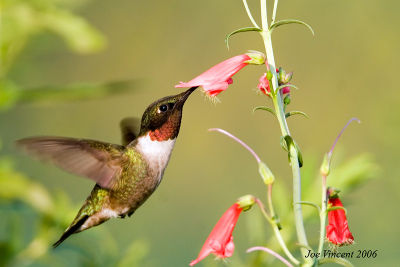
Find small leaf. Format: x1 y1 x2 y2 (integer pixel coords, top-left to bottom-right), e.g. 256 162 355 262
253 106 276 117
225 27 261 49
284 135 303 167
294 201 321 213
280 136 288 152
276 84 299 92
269 19 314 36
286 111 309 119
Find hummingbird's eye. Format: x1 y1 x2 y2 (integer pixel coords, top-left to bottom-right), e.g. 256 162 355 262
158 104 168 113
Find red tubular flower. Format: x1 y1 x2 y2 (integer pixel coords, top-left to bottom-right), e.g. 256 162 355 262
190 203 243 266
176 52 264 97
326 190 354 246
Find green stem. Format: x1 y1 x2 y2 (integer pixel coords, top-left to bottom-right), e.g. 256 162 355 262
317 175 327 256
259 3 310 264
267 184 275 217
255 199 300 265
242 0 260 28
272 0 279 24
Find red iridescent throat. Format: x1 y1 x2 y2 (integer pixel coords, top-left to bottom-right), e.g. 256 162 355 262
148 117 180 141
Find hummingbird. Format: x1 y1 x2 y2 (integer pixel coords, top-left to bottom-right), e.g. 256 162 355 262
17 87 197 247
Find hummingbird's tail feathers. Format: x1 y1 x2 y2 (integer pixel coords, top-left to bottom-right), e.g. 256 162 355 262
53 215 89 248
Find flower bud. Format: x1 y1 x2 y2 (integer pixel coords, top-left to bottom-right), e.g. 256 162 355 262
258 162 275 185
320 154 330 176
236 195 256 211
277 67 286 84
266 70 273 80
283 94 291 105
245 51 265 65
284 72 293 83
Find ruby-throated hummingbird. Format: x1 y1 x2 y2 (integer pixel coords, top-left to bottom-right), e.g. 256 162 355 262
17 87 197 247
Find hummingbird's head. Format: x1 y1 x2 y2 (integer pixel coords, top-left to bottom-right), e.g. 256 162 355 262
138 87 197 141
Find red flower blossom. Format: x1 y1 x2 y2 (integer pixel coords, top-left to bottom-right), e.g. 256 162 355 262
190 203 243 266
258 73 271 95
326 190 354 246
257 73 290 95
176 52 264 97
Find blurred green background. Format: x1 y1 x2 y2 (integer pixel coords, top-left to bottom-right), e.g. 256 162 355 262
0 0 398 266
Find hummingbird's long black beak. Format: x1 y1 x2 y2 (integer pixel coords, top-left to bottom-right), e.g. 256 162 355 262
176 86 198 108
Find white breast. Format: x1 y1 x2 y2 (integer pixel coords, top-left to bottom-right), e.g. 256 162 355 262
135 134 176 183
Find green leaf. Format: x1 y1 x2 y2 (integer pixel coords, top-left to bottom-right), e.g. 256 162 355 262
328 154 380 193
284 135 303 167
285 110 309 119
225 27 261 49
269 19 315 36
253 106 276 117
280 136 288 152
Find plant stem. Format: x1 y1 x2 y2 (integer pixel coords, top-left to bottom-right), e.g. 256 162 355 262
317 175 327 257
272 0 279 24
267 184 275 217
242 0 260 28
259 1 311 264
255 199 300 265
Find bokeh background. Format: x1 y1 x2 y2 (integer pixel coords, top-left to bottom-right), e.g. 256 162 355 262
1 0 399 266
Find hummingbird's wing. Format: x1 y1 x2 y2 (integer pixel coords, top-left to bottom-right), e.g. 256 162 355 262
120 117 140 146
17 137 124 189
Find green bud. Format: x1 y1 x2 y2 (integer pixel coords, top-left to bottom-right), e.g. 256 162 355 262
246 51 265 65
278 68 286 84
266 70 273 80
237 195 256 211
283 94 291 105
258 162 275 185
320 154 330 176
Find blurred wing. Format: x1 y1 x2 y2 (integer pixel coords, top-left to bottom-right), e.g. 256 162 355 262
17 137 124 189
120 117 140 146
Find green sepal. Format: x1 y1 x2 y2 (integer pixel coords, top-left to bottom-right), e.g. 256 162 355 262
326 206 347 215
285 110 309 119
269 19 315 36
225 27 262 49
283 135 303 167
237 195 256 211
253 106 276 117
